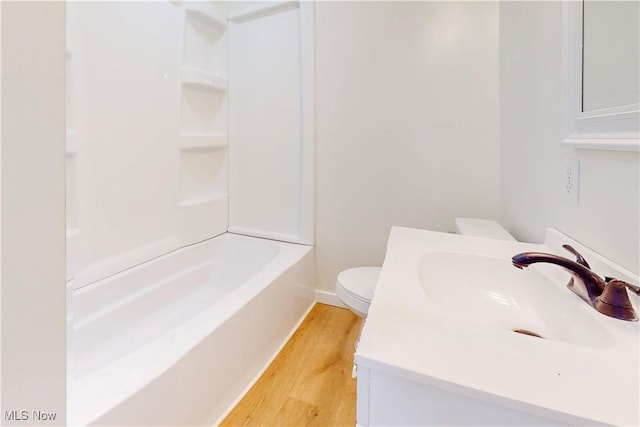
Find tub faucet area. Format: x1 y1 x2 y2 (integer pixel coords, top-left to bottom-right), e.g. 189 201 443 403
512 245 640 321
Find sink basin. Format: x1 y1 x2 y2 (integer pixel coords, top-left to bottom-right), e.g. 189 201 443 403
418 251 614 348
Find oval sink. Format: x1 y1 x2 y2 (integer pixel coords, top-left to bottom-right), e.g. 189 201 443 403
418 252 614 348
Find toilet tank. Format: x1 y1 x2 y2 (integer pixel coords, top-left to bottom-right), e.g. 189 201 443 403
454 218 516 241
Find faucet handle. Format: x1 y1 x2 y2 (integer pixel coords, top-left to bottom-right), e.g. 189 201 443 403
562 245 594 300
604 276 640 295
562 245 591 269
595 279 639 322
620 280 640 296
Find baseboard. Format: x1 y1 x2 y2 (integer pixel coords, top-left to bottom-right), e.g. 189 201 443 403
315 290 346 308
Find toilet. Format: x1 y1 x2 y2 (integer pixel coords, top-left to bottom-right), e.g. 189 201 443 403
335 218 516 318
335 266 381 318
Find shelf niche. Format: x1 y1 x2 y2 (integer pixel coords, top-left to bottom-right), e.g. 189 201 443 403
183 6 227 78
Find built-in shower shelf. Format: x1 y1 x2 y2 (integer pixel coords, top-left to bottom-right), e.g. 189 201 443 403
180 68 227 93
178 134 227 152
179 193 227 207
185 2 227 29
67 129 80 156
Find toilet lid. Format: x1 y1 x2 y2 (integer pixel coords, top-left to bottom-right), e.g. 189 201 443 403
336 267 381 303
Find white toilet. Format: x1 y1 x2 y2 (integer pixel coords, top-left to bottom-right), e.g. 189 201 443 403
335 218 516 318
335 266 381 318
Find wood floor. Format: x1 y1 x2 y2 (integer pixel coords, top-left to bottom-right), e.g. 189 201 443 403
219 303 362 427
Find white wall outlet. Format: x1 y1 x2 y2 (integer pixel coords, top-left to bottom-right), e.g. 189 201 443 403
565 158 580 205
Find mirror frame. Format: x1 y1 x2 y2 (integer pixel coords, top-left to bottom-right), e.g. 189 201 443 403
562 1 639 152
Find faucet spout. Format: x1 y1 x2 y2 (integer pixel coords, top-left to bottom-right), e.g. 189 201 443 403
512 251 605 303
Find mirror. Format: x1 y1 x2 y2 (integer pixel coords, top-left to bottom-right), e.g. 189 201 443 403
582 1 639 112
562 1 639 151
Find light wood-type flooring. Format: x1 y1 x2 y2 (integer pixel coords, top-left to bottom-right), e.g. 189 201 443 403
219 303 362 427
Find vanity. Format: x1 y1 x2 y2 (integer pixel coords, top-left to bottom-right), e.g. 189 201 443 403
355 227 640 426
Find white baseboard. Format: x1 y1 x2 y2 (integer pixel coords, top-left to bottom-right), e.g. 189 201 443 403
315 290 346 308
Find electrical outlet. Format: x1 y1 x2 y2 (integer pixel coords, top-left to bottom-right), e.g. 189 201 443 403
565 158 580 205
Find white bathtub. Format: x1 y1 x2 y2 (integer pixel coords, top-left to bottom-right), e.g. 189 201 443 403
69 233 315 426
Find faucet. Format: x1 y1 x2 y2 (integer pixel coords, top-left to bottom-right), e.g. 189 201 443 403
512 245 640 322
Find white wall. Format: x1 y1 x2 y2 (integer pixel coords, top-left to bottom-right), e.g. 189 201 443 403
314 2 501 294
500 2 640 275
1 2 67 424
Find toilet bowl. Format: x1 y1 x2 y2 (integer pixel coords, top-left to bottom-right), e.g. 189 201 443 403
335 267 381 318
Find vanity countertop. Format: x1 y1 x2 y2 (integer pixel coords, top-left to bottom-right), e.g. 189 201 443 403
356 226 640 426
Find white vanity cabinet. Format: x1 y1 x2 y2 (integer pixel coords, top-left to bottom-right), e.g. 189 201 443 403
355 365 566 427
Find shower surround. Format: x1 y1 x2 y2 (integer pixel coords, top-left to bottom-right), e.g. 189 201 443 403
66 2 315 425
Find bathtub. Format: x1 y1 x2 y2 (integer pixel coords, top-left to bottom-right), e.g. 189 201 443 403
69 233 315 426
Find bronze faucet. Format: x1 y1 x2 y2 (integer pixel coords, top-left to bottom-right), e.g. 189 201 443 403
512 245 640 322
